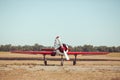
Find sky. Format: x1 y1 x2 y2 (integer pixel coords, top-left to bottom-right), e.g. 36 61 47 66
0 0 120 46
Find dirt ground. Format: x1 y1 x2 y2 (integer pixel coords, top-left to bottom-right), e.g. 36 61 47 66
0 52 120 80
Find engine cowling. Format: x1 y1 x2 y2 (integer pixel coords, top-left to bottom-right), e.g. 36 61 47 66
51 44 68 56
58 44 68 53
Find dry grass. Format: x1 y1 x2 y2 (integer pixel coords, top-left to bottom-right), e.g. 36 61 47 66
0 52 11 54
0 52 120 80
107 52 120 57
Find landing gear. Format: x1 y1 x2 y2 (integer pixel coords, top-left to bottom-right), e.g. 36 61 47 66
43 54 77 66
61 55 64 66
43 55 47 66
43 54 64 66
73 54 77 65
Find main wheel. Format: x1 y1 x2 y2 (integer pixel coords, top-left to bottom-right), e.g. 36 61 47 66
61 59 64 66
61 61 63 66
44 60 47 66
73 60 76 65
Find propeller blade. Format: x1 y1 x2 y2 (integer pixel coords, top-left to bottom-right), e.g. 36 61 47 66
63 50 70 60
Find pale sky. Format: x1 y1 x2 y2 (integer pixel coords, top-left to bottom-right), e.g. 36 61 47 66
0 0 120 46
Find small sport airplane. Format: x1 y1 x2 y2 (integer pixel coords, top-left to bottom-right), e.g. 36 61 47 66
11 36 109 66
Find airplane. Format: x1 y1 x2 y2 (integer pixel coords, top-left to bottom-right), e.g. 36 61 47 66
11 36 109 66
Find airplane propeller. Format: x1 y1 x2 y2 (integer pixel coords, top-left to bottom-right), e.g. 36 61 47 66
54 36 70 60
63 48 70 60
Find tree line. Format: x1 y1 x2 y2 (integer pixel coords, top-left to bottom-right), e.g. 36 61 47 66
0 44 120 52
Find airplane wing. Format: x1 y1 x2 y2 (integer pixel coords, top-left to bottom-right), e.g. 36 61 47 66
11 51 109 66
68 52 109 55
11 51 109 55
11 51 53 55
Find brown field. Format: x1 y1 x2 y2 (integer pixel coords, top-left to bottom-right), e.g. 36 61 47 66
0 52 120 80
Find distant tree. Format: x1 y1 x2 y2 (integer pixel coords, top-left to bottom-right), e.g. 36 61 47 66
108 46 115 52
32 43 44 51
116 46 120 52
0 43 120 52
82 45 95 52
0 44 11 51
96 46 109 52
68 45 74 51
10 46 17 51
73 46 83 51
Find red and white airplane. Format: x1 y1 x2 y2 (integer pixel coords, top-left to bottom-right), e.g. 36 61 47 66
11 36 109 66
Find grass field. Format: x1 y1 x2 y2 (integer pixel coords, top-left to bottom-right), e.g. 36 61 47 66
107 52 120 57
0 52 120 80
